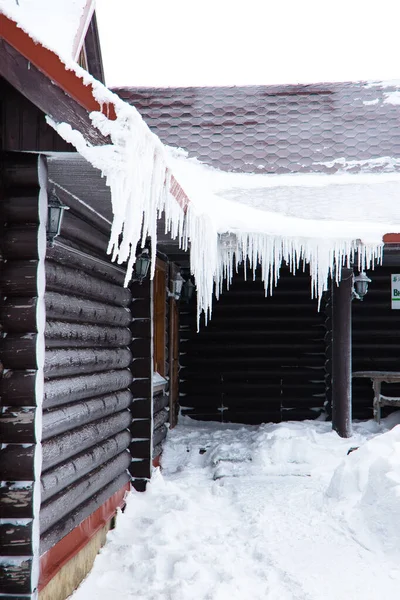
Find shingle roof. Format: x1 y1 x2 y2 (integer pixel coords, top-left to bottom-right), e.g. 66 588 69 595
115 82 400 175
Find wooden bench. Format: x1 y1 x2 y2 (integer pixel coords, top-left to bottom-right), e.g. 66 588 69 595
352 371 400 423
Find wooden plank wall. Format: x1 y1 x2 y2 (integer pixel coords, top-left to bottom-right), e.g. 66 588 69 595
39 180 133 558
0 153 44 598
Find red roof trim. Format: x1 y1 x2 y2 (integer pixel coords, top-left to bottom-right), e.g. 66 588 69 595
0 12 117 121
383 234 400 243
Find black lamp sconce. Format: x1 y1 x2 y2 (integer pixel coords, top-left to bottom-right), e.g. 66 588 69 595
135 248 151 284
352 270 371 301
168 272 185 300
181 277 196 303
47 191 69 247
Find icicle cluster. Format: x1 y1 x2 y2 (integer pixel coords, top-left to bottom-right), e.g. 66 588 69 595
49 106 383 332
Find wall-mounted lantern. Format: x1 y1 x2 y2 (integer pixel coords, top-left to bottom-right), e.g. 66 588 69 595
47 191 69 247
168 272 184 300
353 271 371 301
135 248 151 284
181 277 196 303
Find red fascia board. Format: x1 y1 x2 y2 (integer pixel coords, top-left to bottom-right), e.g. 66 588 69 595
39 483 130 591
0 12 117 121
383 233 400 243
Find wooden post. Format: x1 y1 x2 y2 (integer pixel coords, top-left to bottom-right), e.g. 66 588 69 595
332 268 353 438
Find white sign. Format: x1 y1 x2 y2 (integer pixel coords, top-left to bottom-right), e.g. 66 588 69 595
392 274 400 309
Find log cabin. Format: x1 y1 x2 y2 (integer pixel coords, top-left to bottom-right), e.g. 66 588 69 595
0 4 187 599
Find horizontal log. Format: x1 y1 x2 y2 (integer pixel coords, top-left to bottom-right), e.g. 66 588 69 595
0 520 32 556
1 153 39 188
45 292 131 326
0 261 38 296
129 458 150 480
40 472 130 555
130 398 151 419
46 262 131 307
45 321 132 348
130 318 151 338
153 424 168 448
0 334 37 369
154 393 169 414
44 347 132 379
59 210 110 255
40 452 131 534
0 556 32 594
153 408 169 431
42 410 132 470
130 358 151 378
49 185 111 235
0 483 33 519
130 418 151 439
130 338 151 358
131 298 151 318
0 407 36 443
129 439 151 460
41 430 131 502
2 194 39 223
44 369 133 409
0 444 35 480
42 390 132 440
130 378 151 399
1 225 39 260
0 370 37 407
47 239 126 286
0 297 37 332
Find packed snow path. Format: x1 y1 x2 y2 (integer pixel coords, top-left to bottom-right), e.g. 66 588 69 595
71 416 400 600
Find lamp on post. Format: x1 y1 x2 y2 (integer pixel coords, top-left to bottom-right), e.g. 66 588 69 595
135 248 151 284
353 271 371 301
47 191 69 247
168 272 184 300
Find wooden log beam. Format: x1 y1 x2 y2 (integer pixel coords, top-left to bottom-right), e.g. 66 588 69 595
45 321 132 348
40 472 129 555
44 347 132 379
41 410 132 471
0 520 33 556
0 556 32 595
42 390 132 440
0 370 37 407
45 292 131 327
1 224 39 259
59 210 110 255
0 334 37 369
0 483 33 518
153 408 169 431
43 369 133 409
46 262 131 307
47 242 126 286
0 152 39 188
0 407 36 443
41 430 131 503
0 297 37 333
153 424 168 448
2 194 39 224
154 393 169 414
0 261 38 296
40 451 131 535
0 444 35 480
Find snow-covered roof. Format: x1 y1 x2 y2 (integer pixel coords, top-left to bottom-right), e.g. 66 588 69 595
116 82 400 175
0 0 93 59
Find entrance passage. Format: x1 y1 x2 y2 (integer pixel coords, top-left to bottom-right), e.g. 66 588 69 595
180 267 326 424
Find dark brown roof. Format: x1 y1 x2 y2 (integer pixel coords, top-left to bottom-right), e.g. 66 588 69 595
115 82 400 175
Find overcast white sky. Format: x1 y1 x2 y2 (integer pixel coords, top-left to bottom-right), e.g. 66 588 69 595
96 0 400 88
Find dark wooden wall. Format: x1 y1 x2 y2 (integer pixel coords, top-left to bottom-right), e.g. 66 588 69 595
0 77 72 152
180 266 327 423
40 181 132 557
0 153 44 597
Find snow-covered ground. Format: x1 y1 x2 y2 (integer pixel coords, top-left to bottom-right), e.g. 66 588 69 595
70 414 400 600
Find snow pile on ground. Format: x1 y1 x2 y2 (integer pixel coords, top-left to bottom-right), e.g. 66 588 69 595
327 414 400 555
70 415 400 600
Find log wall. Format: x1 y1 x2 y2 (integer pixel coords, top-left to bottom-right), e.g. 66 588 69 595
39 182 133 559
0 152 45 598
